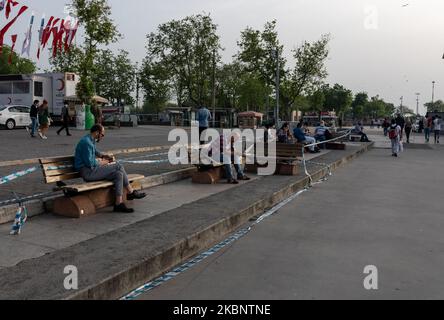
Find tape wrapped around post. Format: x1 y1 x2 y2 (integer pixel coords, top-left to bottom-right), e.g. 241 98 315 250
10 206 27 236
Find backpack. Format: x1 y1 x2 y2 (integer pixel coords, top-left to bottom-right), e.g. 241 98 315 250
389 127 398 139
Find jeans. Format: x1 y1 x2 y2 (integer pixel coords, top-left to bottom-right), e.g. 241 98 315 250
303 136 316 151
80 163 129 197
384 128 388 136
221 155 244 181
425 128 431 142
199 127 208 145
435 130 441 143
391 138 400 155
30 117 38 136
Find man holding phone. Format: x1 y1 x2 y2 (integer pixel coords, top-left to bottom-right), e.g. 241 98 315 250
74 124 147 213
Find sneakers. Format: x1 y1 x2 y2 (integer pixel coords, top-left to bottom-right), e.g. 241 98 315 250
114 203 134 213
127 190 147 201
227 179 239 184
238 175 251 181
38 132 44 139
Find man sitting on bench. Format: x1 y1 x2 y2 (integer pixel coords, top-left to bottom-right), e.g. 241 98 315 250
210 132 251 185
74 124 147 213
293 123 319 153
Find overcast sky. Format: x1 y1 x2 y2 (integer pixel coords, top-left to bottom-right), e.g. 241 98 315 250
8 0 444 114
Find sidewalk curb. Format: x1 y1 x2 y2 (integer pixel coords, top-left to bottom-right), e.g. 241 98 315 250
0 167 196 226
66 143 374 300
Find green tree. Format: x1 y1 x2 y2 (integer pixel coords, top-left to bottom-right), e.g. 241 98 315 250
237 20 286 89
92 49 136 106
424 100 444 112
72 0 120 104
322 84 353 119
309 90 326 116
281 35 330 118
140 58 171 113
351 92 369 119
146 14 221 107
48 46 83 73
0 45 36 74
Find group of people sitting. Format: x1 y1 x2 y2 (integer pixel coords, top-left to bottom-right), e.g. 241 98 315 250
276 121 336 153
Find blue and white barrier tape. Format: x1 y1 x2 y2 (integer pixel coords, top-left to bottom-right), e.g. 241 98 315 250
0 167 37 186
10 206 27 236
121 188 308 300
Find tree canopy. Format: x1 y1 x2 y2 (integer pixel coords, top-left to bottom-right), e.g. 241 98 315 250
0 45 36 74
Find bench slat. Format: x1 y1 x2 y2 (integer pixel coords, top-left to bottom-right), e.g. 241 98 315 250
44 168 77 177
63 174 145 193
45 172 81 184
40 156 74 165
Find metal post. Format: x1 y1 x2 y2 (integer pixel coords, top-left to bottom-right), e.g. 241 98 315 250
432 81 436 104
400 96 403 115
212 49 216 128
416 93 420 115
275 48 280 124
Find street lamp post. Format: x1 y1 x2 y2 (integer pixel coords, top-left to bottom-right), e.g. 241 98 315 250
415 93 420 115
400 96 404 115
272 48 280 124
432 81 436 104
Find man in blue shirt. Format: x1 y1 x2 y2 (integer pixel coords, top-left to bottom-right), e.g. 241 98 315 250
197 106 212 144
293 123 318 153
74 125 146 213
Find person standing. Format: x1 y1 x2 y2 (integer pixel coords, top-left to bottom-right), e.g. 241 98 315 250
434 116 441 144
197 106 212 145
389 119 402 157
38 100 50 140
405 119 413 144
57 104 72 136
26 100 40 138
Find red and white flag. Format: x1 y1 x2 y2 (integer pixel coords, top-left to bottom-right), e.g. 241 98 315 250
21 12 34 57
0 5 28 55
5 0 18 19
9 34 17 64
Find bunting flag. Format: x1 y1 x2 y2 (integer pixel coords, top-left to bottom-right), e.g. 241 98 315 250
0 5 28 55
52 19 65 58
9 34 17 64
5 0 18 19
64 20 79 51
21 12 34 56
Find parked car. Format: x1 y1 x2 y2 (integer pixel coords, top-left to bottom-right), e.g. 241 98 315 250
0 105 31 130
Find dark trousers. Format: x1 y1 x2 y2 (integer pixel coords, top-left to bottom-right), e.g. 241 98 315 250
199 127 208 145
57 117 70 135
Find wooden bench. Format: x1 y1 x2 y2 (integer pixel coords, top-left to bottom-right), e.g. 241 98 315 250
40 156 145 218
326 132 348 150
349 134 363 142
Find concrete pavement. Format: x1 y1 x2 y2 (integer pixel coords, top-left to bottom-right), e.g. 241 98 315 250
0 144 371 299
137 143 444 300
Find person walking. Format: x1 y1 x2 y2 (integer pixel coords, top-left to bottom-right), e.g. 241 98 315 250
197 105 212 145
395 114 406 140
57 104 72 136
389 119 402 157
26 100 40 138
38 100 50 140
425 116 433 143
434 116 441 144
405 119 413 144
382 118 390 137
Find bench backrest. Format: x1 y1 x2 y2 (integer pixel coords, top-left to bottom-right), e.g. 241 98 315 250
40 156 79 184
275 143 304 159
